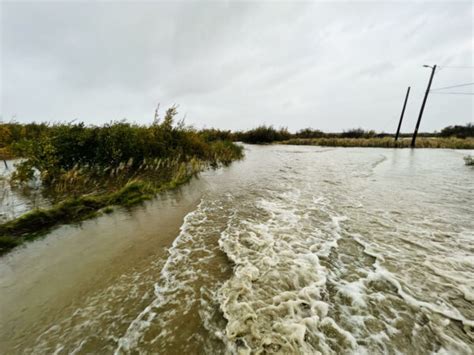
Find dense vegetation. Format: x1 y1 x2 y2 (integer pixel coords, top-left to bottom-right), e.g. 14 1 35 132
233 124 474 148
3 122 472 156
0 107 243 253
439 123 474 139
233 126 291 144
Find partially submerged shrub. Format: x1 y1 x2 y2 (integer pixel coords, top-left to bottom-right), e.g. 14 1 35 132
0 106 244 253
9 106 243 189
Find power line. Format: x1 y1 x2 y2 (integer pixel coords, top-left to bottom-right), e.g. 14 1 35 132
430 82 474 91
429 92 474 95
437 65 474 69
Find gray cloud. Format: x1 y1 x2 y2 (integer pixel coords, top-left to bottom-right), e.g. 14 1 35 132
358 62 396 78
1 0 472 132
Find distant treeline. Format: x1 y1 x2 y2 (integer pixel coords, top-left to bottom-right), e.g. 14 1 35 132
1 121 473 150
229 123 474 144
438 123 474 139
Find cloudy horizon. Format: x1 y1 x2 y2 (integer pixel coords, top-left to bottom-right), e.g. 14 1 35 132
1 0 473 133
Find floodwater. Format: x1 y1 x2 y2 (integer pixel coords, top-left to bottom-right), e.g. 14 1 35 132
0 145 473 354
0 160 48 223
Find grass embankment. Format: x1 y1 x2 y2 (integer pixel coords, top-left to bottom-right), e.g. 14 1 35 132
0 179 182 252
281 137 474 149
0 107 243 254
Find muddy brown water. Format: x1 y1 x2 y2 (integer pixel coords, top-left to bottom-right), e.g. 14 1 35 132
0 145 473 354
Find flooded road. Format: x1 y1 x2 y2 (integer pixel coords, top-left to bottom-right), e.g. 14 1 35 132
1 145 473 354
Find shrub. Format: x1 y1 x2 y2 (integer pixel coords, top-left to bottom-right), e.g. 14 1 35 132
0 106 244 254
439 123 474 138
295 128 325 139
9 107 242 188
236 125 291 144
340 128 376 139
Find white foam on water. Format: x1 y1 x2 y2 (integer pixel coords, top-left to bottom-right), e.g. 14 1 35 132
26 259 167 354
211 149 474 354
114 201 210 353
15 146 474 354
367 261 474 328
23 197 226 354
215 184 361 353
113 195 238 353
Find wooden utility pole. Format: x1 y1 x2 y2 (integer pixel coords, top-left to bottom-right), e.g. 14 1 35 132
395 86 410 141
411 65 437 148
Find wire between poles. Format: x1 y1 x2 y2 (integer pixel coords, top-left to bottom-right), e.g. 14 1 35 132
429 92 474 95
430 82 474 91
437 66 474 69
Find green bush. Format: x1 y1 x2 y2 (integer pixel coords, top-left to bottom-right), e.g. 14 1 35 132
235 125 291 144
0 107 244 254
440 123 474 138
9 106 243 188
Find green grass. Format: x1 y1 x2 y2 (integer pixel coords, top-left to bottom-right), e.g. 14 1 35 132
0 236 21 251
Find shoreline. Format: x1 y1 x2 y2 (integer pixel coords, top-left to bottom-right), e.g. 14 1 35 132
0 157 242 255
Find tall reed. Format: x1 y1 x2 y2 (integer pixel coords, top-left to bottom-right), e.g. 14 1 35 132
0 107 243 254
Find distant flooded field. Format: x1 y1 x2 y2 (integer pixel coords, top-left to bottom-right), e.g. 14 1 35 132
1 145 473 354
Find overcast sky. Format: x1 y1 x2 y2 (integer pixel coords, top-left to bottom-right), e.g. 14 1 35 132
1 0 473 132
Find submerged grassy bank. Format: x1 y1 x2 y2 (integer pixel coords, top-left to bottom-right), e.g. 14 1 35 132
0 107 243 254
0 179 186 253
281 137 474 149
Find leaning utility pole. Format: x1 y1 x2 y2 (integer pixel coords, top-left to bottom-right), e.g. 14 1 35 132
411 65 437 148
395 86 411 141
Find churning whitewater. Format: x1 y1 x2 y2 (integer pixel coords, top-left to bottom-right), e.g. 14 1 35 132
2 145 473 354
